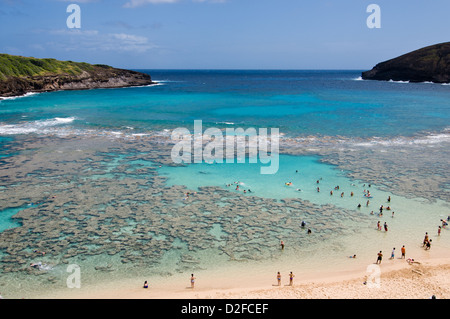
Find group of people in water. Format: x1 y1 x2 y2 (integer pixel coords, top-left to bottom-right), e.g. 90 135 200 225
375 245 407 265
226 181 252 194
170 175 450 291
373 216 449 266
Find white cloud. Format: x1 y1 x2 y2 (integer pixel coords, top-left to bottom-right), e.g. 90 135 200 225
124 0 179 8
49 29 99 36
123 0 225 8
43 29 158 53
56 0 100 2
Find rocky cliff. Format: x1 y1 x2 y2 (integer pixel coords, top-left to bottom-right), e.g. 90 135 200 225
362 42 450 83
0 54 154 97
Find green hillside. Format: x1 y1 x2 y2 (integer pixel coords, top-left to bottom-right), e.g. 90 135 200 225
0 54 111 80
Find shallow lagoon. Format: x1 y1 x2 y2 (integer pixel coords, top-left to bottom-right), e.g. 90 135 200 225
0 135 448 299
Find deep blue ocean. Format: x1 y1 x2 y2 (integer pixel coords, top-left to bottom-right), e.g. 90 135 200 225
1 70 449 139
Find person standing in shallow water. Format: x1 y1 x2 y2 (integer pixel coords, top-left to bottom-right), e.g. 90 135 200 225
190 274 196 288
376 251 383 264
289 272 295 286
277 272 281 286
423 232 429 247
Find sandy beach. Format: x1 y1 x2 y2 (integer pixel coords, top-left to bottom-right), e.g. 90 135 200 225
55 253 450 300
229 259 450 299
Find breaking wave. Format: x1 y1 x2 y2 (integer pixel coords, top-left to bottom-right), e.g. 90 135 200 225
0 117 76 135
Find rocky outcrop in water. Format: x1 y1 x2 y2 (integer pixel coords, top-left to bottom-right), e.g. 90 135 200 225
362 42 450 83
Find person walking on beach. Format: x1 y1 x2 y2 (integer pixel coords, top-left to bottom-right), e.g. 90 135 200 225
289 272 295 286
277 272 281 286
376 251 383 264
401 245 406 259
190 274 196 288
390 248 395 259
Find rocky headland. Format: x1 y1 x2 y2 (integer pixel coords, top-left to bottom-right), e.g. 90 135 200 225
362 42 450 83
0 54 154 98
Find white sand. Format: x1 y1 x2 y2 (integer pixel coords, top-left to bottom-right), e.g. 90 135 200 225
56 255 450 299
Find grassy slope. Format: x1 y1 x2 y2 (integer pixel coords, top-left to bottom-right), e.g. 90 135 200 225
0 54 111 80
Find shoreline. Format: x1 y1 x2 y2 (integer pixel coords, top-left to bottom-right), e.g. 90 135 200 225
45 252 450 299
0 82 158 100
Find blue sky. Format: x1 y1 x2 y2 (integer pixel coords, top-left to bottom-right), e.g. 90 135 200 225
0 0 449 69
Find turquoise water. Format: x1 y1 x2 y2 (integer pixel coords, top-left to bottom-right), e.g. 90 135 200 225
0 70 449 298
0 70 449 137
0 207 24 231
159 154 449 236
0 204 38 232
160 155 376 208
